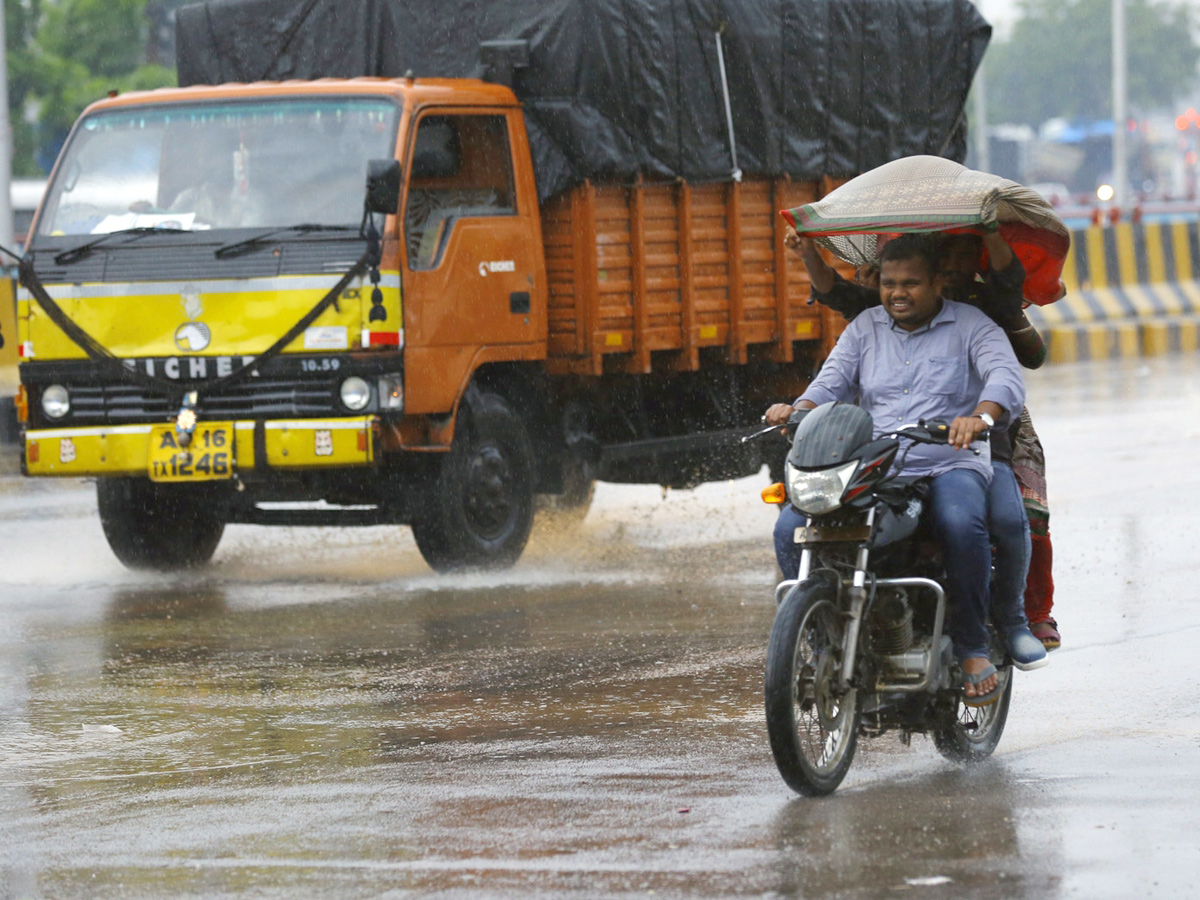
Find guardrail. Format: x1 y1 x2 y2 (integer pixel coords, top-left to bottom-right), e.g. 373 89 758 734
1 272 16 446
1027 220 1200 363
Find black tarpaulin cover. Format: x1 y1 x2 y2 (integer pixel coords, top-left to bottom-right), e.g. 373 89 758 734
176 0 991 202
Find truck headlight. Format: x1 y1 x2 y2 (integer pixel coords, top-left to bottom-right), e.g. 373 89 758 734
339 376 371 411
41 384 70 419
786 460 858 515
377 374 403 411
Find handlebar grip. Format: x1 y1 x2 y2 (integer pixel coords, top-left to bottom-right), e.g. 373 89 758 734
916 418 989 446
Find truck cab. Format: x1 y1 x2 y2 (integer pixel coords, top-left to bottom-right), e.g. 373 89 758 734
396 80 547 416
19 78 550 571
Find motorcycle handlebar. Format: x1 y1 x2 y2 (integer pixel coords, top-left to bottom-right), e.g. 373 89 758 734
741 422 785 444
742 407 810 444
743 414 988 455
892 419 988 455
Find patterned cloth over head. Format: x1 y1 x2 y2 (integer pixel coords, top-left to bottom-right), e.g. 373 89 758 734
781 156 1071 306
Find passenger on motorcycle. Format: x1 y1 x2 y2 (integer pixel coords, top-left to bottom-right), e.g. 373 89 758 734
783 228 1054 664
764 233 1033 705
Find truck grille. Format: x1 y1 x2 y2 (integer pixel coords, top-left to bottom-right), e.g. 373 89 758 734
66 377 337 424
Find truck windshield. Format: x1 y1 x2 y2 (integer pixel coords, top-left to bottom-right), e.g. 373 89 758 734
38 97 399 237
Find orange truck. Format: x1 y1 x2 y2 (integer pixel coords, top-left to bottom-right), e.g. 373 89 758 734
15 1 988 571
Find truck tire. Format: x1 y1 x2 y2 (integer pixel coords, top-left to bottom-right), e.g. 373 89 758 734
535 456 595 530
97 478 225 571
412 392 535 571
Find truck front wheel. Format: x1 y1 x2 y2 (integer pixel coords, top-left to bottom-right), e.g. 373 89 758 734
97 478 225 571
412 392 535 572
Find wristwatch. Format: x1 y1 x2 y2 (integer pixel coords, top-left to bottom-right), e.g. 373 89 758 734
976 412 995 428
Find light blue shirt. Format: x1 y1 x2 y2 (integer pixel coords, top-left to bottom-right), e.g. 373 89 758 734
798 299 1026 480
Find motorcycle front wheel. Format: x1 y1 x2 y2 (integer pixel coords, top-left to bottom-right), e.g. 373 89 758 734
764 574 861 796
932 663 1013 762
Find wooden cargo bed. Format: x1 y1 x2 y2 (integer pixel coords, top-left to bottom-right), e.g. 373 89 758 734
542 176 849 377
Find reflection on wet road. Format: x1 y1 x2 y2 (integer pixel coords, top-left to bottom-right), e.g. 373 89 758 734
2 357 1200 898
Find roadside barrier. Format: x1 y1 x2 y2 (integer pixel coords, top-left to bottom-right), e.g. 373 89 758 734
1027 221 1200 363
1 273 17 446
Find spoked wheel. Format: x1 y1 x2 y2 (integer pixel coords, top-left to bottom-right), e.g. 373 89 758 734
932 662 1013 762
764 574 861 796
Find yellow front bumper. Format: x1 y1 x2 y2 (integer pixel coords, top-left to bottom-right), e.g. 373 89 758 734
23 416 377 477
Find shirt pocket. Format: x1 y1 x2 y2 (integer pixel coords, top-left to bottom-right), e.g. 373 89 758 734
923 356 968 396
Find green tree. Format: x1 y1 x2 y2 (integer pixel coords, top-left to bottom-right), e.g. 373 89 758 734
6 0 48 177
985 0 1199 126
6 0 175 176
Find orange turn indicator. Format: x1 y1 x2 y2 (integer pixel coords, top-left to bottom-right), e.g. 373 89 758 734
761 482 787 504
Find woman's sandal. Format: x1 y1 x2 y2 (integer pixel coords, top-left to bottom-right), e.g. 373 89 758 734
1030 618 1061 651
962 662 1001 708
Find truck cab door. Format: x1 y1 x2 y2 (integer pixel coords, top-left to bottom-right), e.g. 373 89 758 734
401 110 542 358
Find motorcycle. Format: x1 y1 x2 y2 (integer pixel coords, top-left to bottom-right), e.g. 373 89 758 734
749 401 1013 797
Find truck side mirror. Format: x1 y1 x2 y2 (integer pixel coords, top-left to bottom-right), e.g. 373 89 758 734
365 159 401 216
479 39 529 88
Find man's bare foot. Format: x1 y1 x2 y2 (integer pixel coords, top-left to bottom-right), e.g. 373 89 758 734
962 656 998 704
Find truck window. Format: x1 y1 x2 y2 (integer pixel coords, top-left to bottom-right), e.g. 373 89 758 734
405 114 516 270
37 98 399 237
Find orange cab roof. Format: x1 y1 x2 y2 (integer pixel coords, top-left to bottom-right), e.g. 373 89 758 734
82 77 520 114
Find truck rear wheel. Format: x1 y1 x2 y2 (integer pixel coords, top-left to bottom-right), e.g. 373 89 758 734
535 456 595 530
97 478 225 571
412 392 535 572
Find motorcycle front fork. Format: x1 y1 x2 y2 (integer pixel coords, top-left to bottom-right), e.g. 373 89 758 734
838 507 876 691
776 507 948 694
773 508 877 692
772 506 877 605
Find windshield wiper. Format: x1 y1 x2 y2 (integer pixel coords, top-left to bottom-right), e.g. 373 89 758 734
214 224 358 260
53 227 178 265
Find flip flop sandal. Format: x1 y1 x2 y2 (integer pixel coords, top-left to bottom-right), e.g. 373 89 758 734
961 662 1000 708
1030 619 1061 651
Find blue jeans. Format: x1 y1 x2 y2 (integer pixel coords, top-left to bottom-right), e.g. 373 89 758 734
772 463 1031 662
925 467 993 660
773 502 806 580
987 461 1032 640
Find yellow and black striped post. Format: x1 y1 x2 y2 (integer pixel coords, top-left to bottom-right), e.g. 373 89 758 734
1028 221 1200 363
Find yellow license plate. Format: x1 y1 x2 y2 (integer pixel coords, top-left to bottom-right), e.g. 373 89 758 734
148 422 235 482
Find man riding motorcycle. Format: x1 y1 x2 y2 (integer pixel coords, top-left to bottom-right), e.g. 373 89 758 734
764 233 1038 705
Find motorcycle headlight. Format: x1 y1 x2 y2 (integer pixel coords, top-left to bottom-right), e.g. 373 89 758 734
41 384 70 419
786 460 859 515
339 376 371 411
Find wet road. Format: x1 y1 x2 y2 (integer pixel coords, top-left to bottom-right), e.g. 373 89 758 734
2 356 1199 899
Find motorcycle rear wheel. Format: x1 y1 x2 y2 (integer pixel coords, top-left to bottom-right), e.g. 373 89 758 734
932 664 1013 762
764 575 861 796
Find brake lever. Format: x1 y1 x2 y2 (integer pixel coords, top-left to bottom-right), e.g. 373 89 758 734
741 422 783 444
